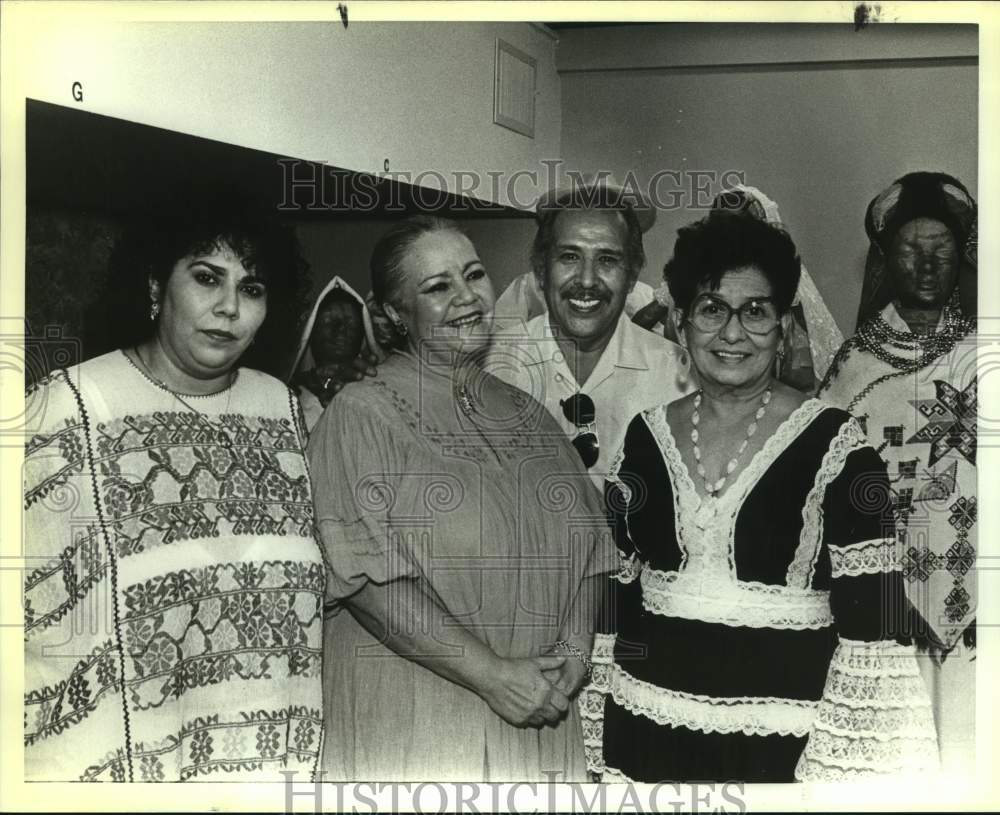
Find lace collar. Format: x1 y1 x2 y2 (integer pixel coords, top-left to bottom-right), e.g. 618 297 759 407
645 398 828 521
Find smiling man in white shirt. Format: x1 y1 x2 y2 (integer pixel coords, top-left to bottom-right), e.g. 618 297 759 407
488 178 692 484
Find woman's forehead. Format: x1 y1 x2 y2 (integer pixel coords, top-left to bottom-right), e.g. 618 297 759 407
404 230 478 279
178 240 257 275
697 265 773 299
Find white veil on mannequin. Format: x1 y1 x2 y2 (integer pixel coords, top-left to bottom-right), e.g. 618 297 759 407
288 275 378 382
287 275 379 430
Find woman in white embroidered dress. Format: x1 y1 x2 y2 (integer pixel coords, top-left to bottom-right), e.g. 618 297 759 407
23 207 325 781
581 210 938 782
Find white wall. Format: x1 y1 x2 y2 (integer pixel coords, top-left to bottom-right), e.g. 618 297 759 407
8 15 561 209
557 24 978 334
297 216 537 308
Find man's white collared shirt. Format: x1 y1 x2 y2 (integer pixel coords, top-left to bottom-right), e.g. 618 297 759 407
488 311 693 484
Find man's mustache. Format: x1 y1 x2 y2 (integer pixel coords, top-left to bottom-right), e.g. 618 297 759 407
560 284 612 303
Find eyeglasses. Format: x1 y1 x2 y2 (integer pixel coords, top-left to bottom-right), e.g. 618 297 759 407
560 392 599 469
688 294 780 336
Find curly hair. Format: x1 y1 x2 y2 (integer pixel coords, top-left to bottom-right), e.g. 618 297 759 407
530 197 646 284
664 211 801 316
102 206 311 375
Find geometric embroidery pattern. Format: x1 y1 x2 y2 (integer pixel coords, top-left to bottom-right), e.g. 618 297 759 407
906 378 977 466
98 706 325 782
95 412 314 558
121 561 325 711
948 496 977 531
24 362 326 781
944 539 975 578
901 546 940 583
24 640 121 745
944 584 972 623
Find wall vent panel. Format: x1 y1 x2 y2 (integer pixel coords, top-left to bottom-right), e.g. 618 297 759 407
494 39 536 138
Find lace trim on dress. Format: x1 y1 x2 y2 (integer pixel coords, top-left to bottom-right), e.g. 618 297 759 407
829 538 901 579
609 662 817 737
794 638 939 781
614 553 642 585
644 400 827 579
601 765 637 784
787 418 869 589
640 406 690 569
579 633 616 775
640 567 833 630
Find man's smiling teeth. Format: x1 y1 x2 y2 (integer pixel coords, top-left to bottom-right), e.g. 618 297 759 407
568 298 601 312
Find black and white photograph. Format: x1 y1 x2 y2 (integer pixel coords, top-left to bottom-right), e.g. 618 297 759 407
0 1 995 811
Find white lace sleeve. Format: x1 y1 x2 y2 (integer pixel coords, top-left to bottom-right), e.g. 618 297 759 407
794 638 939 781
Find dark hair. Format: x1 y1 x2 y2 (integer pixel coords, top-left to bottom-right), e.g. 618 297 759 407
530 199 645 283
368 215 464 349
665 211 801 315
103 207 311 375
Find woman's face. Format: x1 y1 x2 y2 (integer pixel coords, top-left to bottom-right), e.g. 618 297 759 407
392 229 495 357
680 266 782 392
153 242 267 379
888 217 960 310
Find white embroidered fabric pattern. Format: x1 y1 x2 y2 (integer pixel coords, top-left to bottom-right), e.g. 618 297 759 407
794 638 940 781
578 633 616 775
829 537 900 579
609 662 817 737
787 418 869 589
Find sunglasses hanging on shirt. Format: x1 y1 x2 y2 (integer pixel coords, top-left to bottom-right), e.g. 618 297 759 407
560 392 600 469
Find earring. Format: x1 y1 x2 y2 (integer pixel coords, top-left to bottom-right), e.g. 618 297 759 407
775 344 786 377
393 320 408 337
150 300 161 321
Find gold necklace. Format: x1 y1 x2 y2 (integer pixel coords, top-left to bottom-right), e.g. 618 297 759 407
130 347 236 447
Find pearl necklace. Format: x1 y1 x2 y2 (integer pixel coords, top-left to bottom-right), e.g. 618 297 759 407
855 306 973 373
691 387 772 497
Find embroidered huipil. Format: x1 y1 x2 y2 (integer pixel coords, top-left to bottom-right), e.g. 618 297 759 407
581 400 938 782
819 301 977 772
23 351 325 781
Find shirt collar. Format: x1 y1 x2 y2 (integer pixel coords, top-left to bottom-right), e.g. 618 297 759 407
523 310 651 371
